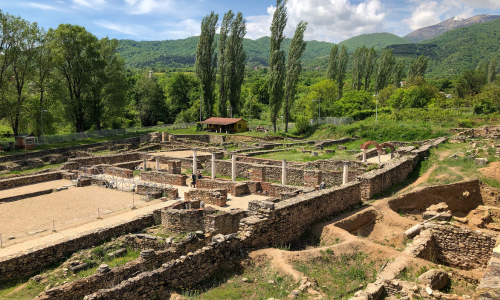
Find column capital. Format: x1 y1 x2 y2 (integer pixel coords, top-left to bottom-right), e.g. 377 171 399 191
192 147 198 151
342 161 350 166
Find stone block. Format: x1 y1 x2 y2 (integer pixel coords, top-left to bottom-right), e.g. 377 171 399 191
417 269 448 290
475 158 488 166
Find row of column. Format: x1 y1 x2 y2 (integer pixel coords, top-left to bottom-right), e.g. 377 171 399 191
192 149 352 186
361 149 394 163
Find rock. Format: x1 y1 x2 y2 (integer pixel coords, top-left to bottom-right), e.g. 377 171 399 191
186 232 196 240
70 263 88 273
195 230 204 237
427 203 449 213
107 248 126 258
325 149 335 154
97 264 110 273
426 286 433 295
268 280 275 284
140 249 156 259
475 158 488 166
212 234 225 243
418 269 449 290
337 146 347 150
44 284 52 291
311 151 318 157
31 275 42 282
242 278 249 283
422 211 452 221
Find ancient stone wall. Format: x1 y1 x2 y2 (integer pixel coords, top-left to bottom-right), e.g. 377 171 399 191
195 178 250 196
141 171 187 186
302 159 368 171
64 153 144 170
162 208 215 233
204 209 246 234
0 171 62 190
235 156 303 167
431 225 496 269
172 134 225 144
0 189 54 203
184 188 227 206
388 180 483 213
0 136 141 163
314 137 355 148
0 212 157 281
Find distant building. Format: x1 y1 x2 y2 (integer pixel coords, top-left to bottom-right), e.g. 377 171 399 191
200 117 248 133
15 134 36 150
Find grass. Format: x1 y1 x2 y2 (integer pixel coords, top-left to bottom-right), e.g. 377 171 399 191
293 250 379 299
178 262 306 300
0 163 63 177
253 148 352 163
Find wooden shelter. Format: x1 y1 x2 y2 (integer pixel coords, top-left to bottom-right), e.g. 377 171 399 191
15 134 36 150
200 118 248 133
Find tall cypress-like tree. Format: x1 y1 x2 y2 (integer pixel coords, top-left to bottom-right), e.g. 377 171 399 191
326 44 339 82
488 58 498 84
364 47 377 91
375 49 395 93
284 21 307 133
195 12 218 120
268 0 287 133
407 55 428 82
217 11 233 117
392 60 406 88
337 45 348 99
352 46 367 90
225 12 246 118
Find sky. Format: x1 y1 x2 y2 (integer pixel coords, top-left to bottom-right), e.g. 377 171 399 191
1 0 500 43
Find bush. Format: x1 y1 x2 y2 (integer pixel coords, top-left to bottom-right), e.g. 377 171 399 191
457 118 474 128
195 122 203 131
293 115 311 134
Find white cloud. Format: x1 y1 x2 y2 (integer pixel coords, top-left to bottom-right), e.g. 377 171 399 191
402 0 475 31
245 0 385 43
122 0 179 15
71 0 106 9
28 2 67 11
459 0 500 9
94 20 144 35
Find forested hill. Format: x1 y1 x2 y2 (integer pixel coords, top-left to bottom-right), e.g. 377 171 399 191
118 36 332 69
117 32 407 69
338 32 409 50
387 18 500 77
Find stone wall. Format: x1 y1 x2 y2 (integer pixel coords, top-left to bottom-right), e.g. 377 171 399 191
64 153 144 170
141 171 187 186
388 180 484 213
184 188 227 206
314 137 355 148
0 171 62 190
302 159 369 170
162 207 216 233
477 246 500 300
204 209 246 234
87 164 134 178
0 212 157 281
0 136 141 163
431 225 496 269
0 188 54 202
172 134 225 144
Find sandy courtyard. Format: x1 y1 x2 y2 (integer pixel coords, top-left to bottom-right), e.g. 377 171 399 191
0 179 73 198
0 186 163 246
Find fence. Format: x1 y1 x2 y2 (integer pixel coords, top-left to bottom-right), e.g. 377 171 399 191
310 117 353 126
248 123 295 132
0 123 196 150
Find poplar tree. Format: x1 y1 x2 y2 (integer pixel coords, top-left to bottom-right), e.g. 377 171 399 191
217 11 233 117
225 12 246 118
326 44 339 82
337 45 348 98
392 60 406 88
195 12 218 120
364 47 377 91
488 58 497 83
268 0 287 133
284 21 307 133
352 46 367 90
375 49 395 93
407 55 428 83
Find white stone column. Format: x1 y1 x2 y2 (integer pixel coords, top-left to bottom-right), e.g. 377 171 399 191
211 152 216 180
362 149 367 162
377 150 382 164
156 157 160 171
343 161 349 185
282 159 287 185
231 153 236 182
143 158 147 170
192 148 197 175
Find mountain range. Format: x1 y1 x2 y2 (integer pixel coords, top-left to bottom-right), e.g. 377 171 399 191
117 14 500 78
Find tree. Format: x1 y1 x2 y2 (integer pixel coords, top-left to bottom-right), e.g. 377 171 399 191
407 55 428 83
5 17 38 136
392 60 406 88
352 46 367 91
0 11 17 92
217 11 233 117
337 45 348 98
225 12 246 117
283 21 307 132
133 75 169 126
473 83 500 114
326 44 339 82
375 49 395 93
268 0 288 133
363 47 377 91
195 12 218 120
455 69 487 98
488 58 498 84
167 72 199 117
49 24 101 132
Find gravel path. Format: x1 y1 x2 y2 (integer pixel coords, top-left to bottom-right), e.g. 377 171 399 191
0 179 73 198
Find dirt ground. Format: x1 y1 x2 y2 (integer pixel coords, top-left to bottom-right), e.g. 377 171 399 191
0 186 164 248
0 179 73 198
479 161 500 182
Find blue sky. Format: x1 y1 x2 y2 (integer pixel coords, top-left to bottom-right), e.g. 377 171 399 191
1 0 499 43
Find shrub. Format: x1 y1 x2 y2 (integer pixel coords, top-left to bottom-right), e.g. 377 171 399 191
294 115 311 134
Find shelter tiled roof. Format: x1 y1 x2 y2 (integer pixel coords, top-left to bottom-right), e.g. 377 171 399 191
200 117 246 125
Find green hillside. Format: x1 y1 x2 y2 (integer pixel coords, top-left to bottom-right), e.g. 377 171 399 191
386 18 500 77
339 32 409 50
118 36 333 69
